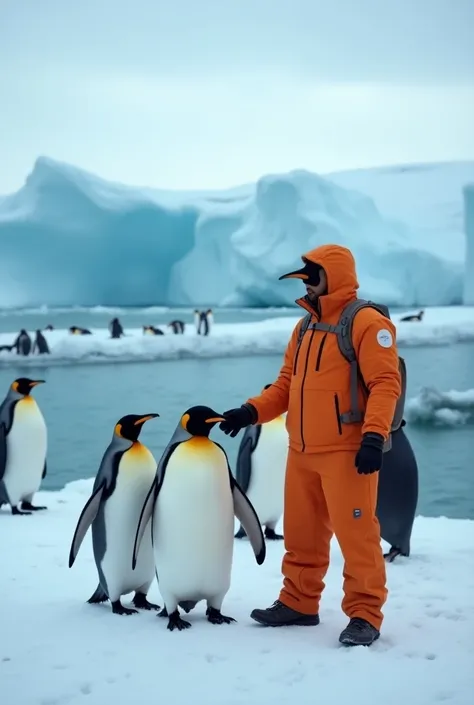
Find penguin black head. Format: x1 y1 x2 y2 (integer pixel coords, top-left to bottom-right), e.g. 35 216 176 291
114 413 159 442
180 406 225 437
11 378 45 396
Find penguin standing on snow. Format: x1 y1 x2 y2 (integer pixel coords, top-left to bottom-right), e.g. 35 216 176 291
12 329 32 356
234 384 288 541
376 421 419 562
0 378 48 515
68 413 161 615
32 329 50 354
194 309 213 336
132 405 266 632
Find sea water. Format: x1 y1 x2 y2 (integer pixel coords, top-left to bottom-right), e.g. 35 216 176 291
0 308 472 520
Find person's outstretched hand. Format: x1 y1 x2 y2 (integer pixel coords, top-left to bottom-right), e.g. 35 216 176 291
355 433 384 474
219 404 257 437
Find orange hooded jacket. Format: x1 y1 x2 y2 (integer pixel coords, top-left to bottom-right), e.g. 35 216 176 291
246 244 402 453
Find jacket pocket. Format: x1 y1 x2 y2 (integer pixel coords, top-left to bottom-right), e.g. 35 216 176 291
287 387 349 450
334 393 343 435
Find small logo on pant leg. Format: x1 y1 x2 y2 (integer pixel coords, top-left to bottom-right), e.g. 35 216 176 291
353 509 362 518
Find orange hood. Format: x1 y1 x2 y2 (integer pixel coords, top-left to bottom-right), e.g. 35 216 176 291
283 244 359 317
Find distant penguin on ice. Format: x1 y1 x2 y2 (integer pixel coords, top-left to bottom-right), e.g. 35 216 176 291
69 326 92 335
68 413 161 615
12 329 32 356
194 309 212 336
0 378 48 515
234 384 288 541
32 329 50 354
132 405 266 631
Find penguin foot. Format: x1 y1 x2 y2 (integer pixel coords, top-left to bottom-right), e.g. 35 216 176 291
235 527 247 539
264 527 284 540
21 502 47 511
111 600 138 616
167 610 191 632
158 607 169 618
206 607 236 625
11 506 32 516
179 600 198 613
384 546 405 563
132 592 160 611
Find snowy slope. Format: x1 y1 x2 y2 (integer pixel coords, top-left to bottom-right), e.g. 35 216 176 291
328 161 474 263
1 479 473 705
0 157 469 309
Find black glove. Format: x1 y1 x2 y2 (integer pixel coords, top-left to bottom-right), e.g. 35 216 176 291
355 433 384 475
219 404 257 437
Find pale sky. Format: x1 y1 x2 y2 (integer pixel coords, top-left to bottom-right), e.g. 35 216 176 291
1 0 473 194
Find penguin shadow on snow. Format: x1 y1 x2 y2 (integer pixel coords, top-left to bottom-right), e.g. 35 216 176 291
132 405 266 632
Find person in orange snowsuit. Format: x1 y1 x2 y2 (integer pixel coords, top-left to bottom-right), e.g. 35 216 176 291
220 244 401 647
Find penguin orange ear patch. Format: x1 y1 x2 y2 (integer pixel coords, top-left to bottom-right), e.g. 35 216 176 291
181 413 190 430
11 381 18 392
114 423 122 437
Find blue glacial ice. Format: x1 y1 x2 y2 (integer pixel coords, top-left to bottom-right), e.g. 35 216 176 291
463 183 474 305
0 156 469 309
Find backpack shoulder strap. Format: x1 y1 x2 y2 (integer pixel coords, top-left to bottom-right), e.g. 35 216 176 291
337 299 390 425
336 298 390 364
297 313 312 345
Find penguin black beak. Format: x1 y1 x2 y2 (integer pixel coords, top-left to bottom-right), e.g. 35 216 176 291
29 380 45 387
134 414 160 425
205 416 225 423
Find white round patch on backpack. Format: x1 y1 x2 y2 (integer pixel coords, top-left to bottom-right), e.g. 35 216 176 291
376 328 393 348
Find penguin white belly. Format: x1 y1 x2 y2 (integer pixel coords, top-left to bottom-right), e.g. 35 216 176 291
153 441 234 605
99 446 156 601
4 399 47 506
247 418 288 525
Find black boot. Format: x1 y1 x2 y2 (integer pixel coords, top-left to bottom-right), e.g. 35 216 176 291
250 600 319 627
339 618 380 646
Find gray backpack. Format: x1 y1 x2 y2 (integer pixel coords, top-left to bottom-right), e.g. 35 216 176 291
296 299 407 452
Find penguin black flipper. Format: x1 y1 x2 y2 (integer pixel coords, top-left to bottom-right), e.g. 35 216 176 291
0 422 9 505
132 442 180 569
68 482 107 568
42 460 47 479
215 442 266 565
68 447 122 568
376 426 419 558
235 424 261 494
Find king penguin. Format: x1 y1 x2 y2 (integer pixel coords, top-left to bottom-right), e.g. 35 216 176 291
235 383 288 541
132 405 266 632
0 378 48 515
68 413 161 615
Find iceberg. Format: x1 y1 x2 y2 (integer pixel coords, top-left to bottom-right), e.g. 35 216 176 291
0 157 471 309
405 386 474 426
464 184 474 305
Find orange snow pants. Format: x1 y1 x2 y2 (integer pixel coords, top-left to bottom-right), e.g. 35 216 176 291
279 448 388 631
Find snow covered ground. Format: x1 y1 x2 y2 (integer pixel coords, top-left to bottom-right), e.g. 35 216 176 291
1 306 474 367
1 479 473 705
